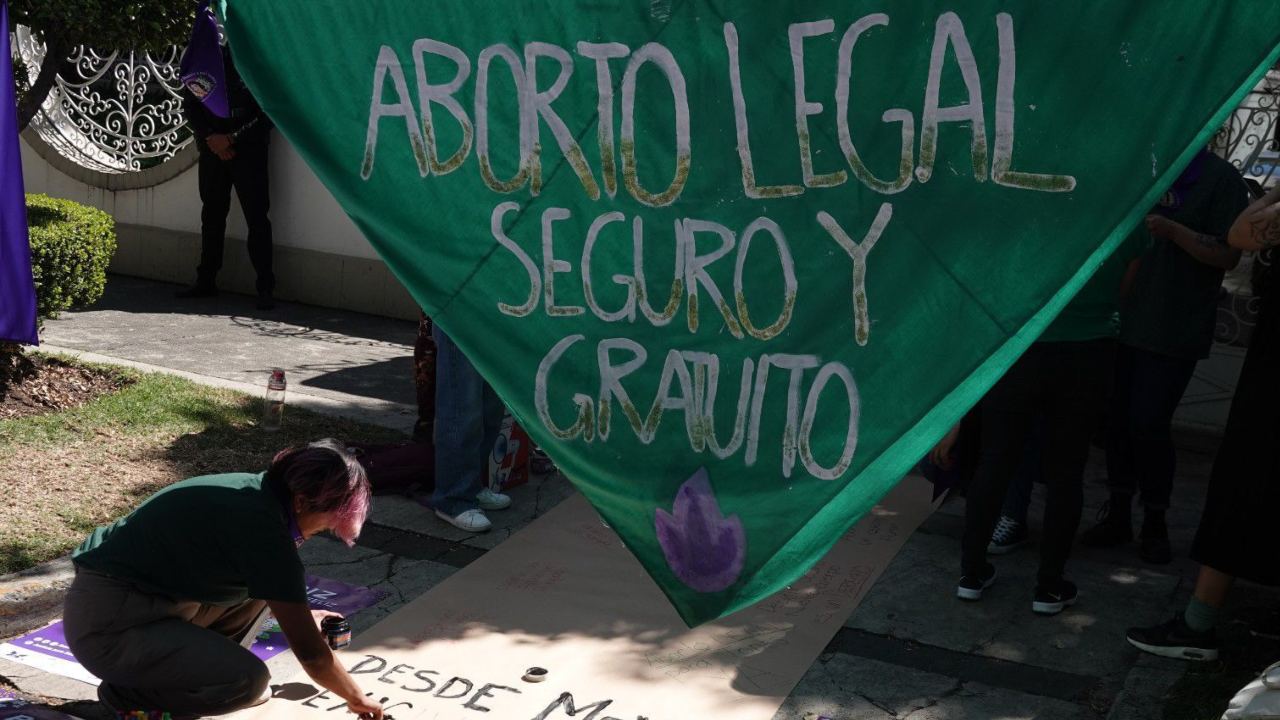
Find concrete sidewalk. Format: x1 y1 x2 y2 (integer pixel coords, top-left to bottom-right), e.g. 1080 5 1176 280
4 274 1277 720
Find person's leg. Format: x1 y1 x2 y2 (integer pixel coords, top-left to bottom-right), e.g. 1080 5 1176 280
1035 341 1111 597
193 148 234 290
232 141 275 297
1127 564 1230 661
1085 344 1137 545
413 313 436 443
1003 420 1044 526
473 378 515 510
64 571 270 718
431 325 486 522
989 462 1034 554
960 350 1039 589
1125 348 1197 559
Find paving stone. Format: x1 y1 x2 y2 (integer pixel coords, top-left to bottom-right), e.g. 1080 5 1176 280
906 681 1095 719
368 471 576 549
0 656 96 703
846 532 1181 679
0 558 75 639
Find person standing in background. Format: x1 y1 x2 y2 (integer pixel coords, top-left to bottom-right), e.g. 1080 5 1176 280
1083 151 1249 564
177 42 277 311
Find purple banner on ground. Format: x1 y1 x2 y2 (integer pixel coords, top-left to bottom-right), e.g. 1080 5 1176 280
250 575 388 661
1 621 81 667
0 0 38 346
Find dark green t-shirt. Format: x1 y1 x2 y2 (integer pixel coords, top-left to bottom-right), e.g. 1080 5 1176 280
1120 153 1250 359
73 472 307 606
1041 228 1150 343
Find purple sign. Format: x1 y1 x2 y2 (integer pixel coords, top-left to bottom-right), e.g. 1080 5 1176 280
250 575 387 661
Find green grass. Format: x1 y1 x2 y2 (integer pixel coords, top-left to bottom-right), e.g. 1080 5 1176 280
0 357 406 575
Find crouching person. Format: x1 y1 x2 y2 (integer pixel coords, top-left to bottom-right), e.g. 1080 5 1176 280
63 439 384 720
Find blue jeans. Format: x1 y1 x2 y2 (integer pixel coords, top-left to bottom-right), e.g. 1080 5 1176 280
432 326 504 517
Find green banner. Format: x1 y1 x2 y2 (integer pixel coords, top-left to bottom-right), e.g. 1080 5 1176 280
221 0 1280 625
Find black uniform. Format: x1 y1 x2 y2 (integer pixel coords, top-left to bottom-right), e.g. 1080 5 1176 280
182 46 274 295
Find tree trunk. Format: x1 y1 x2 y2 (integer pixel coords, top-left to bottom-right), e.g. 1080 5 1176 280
16 40 66 131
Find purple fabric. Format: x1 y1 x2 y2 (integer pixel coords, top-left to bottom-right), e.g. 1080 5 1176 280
0 0 38 346
179 0 230 118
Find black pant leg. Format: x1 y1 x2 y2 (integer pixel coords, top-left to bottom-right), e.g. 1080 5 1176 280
1105 344 1137 497
1037 340 1115 585
961 349 1040 576
1126 347 1198 511
196 148 235 287
232 141 274 294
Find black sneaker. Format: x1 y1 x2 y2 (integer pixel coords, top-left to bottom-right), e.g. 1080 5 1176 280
957 562 997 601
1080 500 1133 548
175 284 217 299
1127 616 1219 661
1032 579 1079 615
987 515 1029 555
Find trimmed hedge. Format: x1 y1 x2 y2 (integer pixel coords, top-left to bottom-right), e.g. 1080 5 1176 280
26 194 117 320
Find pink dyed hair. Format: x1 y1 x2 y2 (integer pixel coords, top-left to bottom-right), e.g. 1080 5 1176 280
267 439 371 546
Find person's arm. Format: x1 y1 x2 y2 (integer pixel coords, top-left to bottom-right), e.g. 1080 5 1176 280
268 600 383 720
1145 215 1241 270
1228 185 1280 252
183 90 235 160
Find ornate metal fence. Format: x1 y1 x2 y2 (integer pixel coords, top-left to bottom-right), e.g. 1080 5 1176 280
1216 70 1280 188
14 26 194 176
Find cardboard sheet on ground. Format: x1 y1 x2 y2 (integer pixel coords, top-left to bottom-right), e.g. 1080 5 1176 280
0 576 385 687
232 477 934 720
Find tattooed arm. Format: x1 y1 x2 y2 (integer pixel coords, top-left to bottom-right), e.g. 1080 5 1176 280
1228 185 1280 252
1146 215 1241 270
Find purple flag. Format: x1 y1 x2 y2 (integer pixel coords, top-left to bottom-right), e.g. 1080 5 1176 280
0 0 38 346
179 0 230 118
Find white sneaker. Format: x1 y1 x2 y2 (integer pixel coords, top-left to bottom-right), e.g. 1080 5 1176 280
476 488 512 511
436 508 492 532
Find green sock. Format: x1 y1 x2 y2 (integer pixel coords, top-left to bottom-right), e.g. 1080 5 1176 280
1184 598 1220 633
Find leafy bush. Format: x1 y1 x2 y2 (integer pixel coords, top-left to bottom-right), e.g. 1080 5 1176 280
26 194 117 320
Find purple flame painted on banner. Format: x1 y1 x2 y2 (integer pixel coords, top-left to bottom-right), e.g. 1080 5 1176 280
655 468 746 593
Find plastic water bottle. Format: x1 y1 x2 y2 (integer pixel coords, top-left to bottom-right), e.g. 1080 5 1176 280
263 368 286 431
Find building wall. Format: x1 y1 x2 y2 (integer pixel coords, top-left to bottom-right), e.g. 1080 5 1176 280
19 133 420 320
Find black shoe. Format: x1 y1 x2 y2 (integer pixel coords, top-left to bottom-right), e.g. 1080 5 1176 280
1140 536 1172 564
957 562 997 601
987 515 1030 555
175 284 217 299
1127 616 1219 661
256 291 275 310
1032 579 1079 615
1080 500 1133 548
